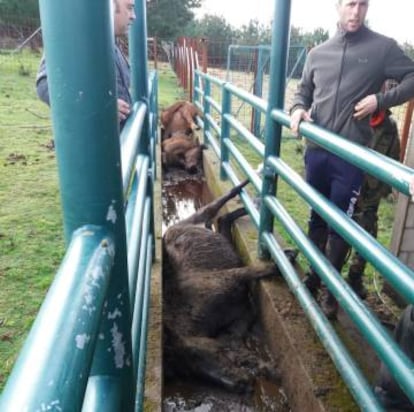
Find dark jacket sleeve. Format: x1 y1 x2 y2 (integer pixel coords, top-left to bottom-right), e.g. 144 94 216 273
36 56 50 106
377 40 414 110
290 51 315 114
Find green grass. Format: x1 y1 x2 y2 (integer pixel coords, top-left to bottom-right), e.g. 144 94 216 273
0 51 63 388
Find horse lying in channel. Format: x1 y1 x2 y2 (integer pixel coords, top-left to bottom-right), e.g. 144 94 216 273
160 100 202 140
161 132 206 175
162 180 283 392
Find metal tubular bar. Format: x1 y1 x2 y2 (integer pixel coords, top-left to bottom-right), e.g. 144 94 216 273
221 164 261 228
130 0 150 158
261 228 384 411
0 226 114 411
205 113 221 135
205 95 221 113
37 0 134 408
220 87 232 179
252 48 266 136
224 113 265 156
273 110 414 196
195 69 225 87
259 0 291 258
127 155 150 309
205 130 220 156
202 76 211 145
266 157 414 402
131 198 152 370
81 376 123 412
223 138 261 191
120 103 147 194
225 82 268 113
268 155 414 304
134 234 153 412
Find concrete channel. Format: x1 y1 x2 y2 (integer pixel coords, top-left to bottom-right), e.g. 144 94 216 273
142 148 377 411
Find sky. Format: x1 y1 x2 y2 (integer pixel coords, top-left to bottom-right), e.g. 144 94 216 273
195 0 414 45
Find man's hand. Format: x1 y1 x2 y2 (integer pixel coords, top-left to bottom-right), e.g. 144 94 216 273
117 98 131 122
354 94 378 120
290 108 313 137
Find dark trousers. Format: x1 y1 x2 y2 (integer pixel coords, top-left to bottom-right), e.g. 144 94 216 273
305 148 364 271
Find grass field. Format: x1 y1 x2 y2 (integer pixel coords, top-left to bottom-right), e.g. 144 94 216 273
0 52 398 390
0 51 62 388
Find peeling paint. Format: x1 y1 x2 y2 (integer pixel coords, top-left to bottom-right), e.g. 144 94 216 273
106 201 117 224
75 333 91 350
106 241 115 258
82 230 95 237
82 304 97 315
110 323 126 368
34 399 62 411
108 308 122 319
84 292 94 306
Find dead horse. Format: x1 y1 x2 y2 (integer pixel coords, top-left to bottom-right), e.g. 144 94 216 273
163 180 284 392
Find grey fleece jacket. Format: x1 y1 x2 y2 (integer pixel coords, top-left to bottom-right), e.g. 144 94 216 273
36 43 132 128
291 25 414 147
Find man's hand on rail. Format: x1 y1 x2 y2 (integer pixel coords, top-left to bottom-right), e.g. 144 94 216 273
118 98 131 122
290 108 313 137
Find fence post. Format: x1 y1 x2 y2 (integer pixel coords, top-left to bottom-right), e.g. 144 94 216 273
130 0 150 156
38 0 134 408
203 76 211 145
220 86 231 180
259 0 291 258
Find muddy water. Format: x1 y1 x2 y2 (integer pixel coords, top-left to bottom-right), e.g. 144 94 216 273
161 176 290 412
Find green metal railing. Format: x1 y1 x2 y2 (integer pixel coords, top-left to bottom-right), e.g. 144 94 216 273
0 0 157 411
193 0 414 409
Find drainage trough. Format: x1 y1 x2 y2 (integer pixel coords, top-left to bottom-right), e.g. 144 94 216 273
142 148 374 411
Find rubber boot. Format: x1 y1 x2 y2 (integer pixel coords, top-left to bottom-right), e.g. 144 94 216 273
303 271 321 298
319 285 339 320
303 227 328 298
319 235 350 320
347 270 368 300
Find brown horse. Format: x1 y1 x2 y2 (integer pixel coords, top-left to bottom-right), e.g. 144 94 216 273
160 101 202 140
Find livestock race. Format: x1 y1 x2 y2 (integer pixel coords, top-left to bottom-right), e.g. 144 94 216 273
1 0 414 411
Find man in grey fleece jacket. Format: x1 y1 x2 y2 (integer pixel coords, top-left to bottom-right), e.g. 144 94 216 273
36 0 135 129
290 0 414 320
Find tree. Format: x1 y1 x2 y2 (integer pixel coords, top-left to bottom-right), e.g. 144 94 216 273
234 19 272 45
183 14 235 68
147 0 201 40
0 0 40 26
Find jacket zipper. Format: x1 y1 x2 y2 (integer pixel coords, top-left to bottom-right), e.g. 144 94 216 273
332 38 347 130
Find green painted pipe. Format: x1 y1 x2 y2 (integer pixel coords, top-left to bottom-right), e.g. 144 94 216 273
0 226 114 411
38 0 134 408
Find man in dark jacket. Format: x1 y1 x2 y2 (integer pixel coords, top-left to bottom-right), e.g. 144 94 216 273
36 0 135 129
290 0 414 319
